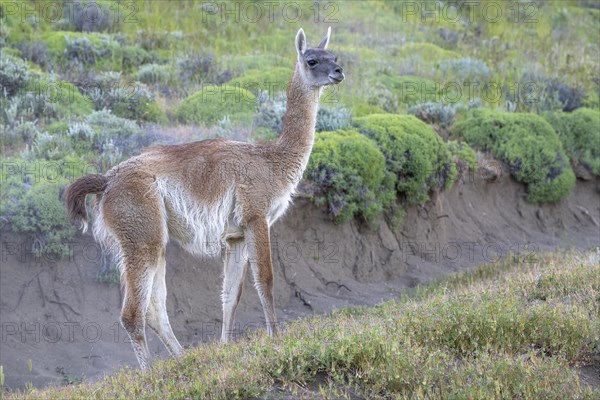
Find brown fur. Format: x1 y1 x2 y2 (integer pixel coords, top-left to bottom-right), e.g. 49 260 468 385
64 27 344 369
64 174 108 230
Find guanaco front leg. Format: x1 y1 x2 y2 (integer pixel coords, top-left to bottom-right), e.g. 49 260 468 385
245 218 278 337
221 236 249 342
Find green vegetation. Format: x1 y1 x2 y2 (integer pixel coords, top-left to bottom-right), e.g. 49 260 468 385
42 31 153 72
0 157 89 258
227 67 292 95
1 0 599 254
6 250 598 399
306 130 394 224
453 109 576 203
355 114 457 204
176 85 256 126
544 108 600 176
447 140 478 170
25 72 94 119
381 75 441 106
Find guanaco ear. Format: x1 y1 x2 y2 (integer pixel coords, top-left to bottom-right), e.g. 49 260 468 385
317 26 331 49
295 28 307 58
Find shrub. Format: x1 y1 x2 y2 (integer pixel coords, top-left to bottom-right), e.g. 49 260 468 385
65 35 111 65
25 130 73 160
306 129 395 223
253 95 351 138
176 84 256 126
439 57 491 82
541 78 584 112
43 32 152 72
543 108 600 176
227 67 292 95
12 121 39 143
0 157 89 258
316 104 352 132
3 72 93 126
135 63 173 85
14 39 50 67
453 109 576 203
1 121 40 151
0 54 29 95
11 180 76 257
79 73 165 123
350 99 386 117
109 81 165 123
254 91 286 134
112 45 154 72
51 0 118 33
26 73 94 117
380 75 442 106
366 85 399 113
18 74 92 120
408 101 460 128
176 52 219 84
81 110 156 164
513 71 585 112
23 110 158 167
355 114 457 204
448 140 477 170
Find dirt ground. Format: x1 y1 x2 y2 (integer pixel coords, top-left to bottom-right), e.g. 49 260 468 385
1 167 599 391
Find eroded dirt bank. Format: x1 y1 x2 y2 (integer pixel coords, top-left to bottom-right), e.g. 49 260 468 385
1 170 598 390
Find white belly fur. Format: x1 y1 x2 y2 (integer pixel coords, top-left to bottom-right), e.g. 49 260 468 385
156 179 237 256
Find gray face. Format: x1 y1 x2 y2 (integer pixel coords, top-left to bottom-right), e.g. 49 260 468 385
300 48 345 87
295 27 344 88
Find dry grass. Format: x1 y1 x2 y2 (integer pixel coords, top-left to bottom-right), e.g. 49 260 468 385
2 249 599 399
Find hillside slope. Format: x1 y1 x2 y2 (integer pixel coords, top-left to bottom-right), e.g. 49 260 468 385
0 164 598 392
4 240 599 398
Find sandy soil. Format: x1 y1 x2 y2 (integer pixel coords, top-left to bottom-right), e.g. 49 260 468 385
1 166 598 391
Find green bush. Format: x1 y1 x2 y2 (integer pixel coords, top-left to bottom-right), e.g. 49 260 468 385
543 108 600 176
306 130 395 223
108 81 166 123
42 32 153 72
365 85 399 113
25 130 73 160
176 84 256 126
316 105 352 133
11 180 75 257
253 92 286 134
73 110 156 165
380 75 440 106
448 140 477 170
2 61 93 126
408 101 460 128
350 100 386 117
76 72 165 123
0 157 89 258
24 72 93 118
112 45 155 72
0 121 39 151
355 114 457 204
227 67 292 95
453 109 576 203
176 52 217 84
22 110 157 169
135 63 174 85
0 54 29 95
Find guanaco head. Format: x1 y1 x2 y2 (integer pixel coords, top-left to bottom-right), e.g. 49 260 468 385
295 27 344 88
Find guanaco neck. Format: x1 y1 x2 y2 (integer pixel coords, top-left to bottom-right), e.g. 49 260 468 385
276 64 322 175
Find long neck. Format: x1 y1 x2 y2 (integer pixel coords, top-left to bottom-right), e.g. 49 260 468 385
277 64 322 170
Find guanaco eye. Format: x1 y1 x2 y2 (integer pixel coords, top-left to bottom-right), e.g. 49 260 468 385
307 59 318 66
